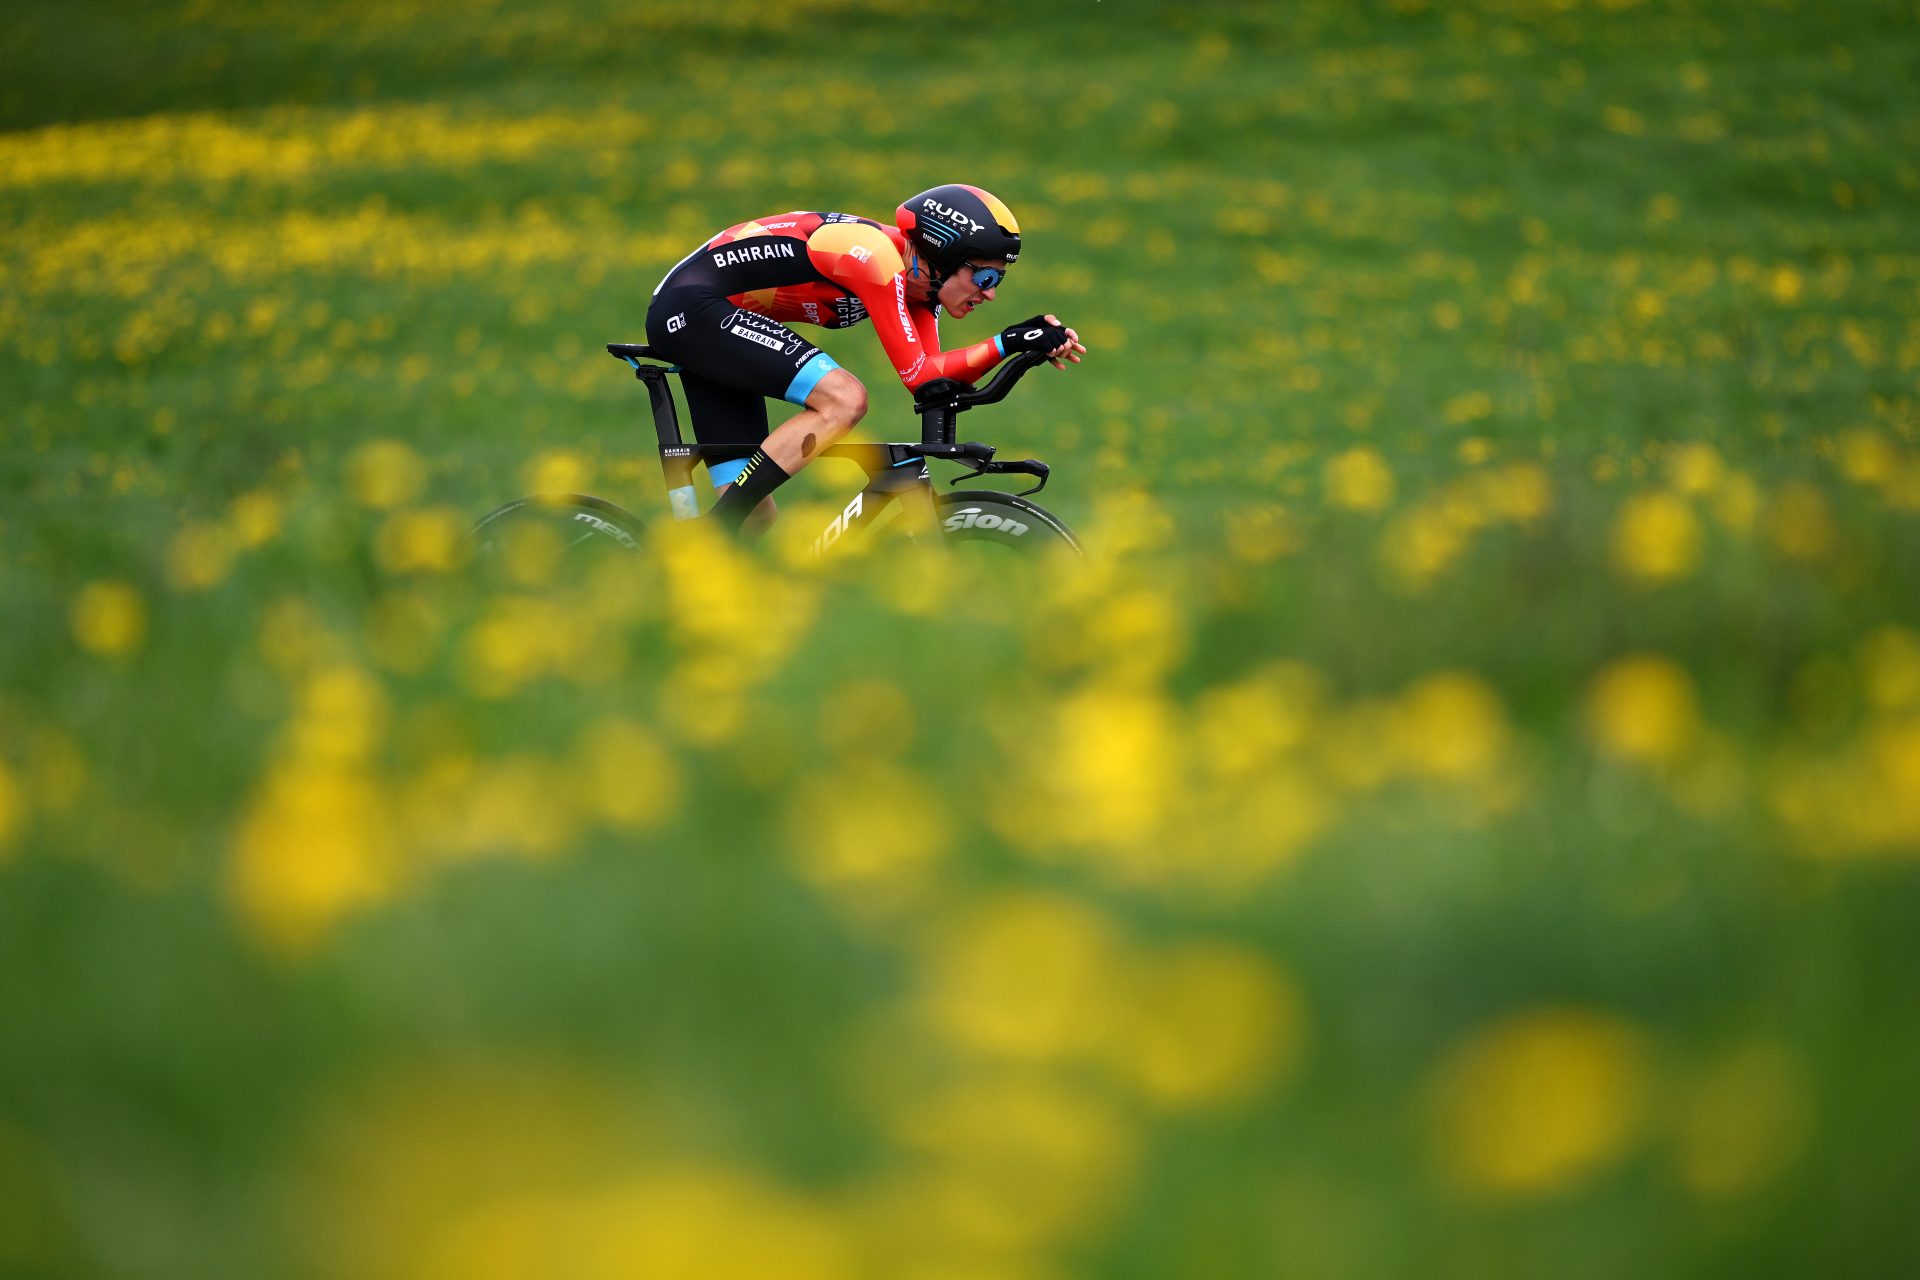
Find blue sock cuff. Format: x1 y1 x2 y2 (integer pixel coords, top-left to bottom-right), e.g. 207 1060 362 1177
709 457 750 488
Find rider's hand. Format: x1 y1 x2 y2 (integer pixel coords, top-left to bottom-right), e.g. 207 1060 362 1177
999 315 1069 357
1047 318 1087 370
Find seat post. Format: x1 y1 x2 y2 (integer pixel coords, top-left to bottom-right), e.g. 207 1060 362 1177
633 365 698 520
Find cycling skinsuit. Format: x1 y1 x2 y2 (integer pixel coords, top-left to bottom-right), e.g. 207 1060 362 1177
646 211 1009 485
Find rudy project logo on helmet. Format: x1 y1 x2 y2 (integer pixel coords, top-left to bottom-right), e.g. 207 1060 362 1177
921 198 985 236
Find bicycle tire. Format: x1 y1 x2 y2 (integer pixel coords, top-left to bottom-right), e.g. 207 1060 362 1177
468 494 646 584
935 490 1083 555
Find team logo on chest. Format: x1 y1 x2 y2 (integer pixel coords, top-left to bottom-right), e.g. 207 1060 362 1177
711 240 798 269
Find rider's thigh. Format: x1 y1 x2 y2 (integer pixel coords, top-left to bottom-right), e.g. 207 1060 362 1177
807 368 868 430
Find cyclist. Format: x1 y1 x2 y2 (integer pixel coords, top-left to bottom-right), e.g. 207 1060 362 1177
645 184 1086 534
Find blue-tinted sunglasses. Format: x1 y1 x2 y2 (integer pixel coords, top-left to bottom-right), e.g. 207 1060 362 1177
965 263 1007 291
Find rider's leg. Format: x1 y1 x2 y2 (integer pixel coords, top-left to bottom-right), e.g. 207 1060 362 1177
709 369 867 533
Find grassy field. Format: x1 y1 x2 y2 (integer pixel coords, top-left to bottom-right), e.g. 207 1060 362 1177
4 0 1920 1275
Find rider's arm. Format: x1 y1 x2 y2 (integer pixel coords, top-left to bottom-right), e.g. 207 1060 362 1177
807 223 1002 390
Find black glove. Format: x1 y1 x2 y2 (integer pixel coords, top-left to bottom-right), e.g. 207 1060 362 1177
999 315 1068 356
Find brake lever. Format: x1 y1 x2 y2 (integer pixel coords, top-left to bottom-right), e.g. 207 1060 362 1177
948 458 1051 497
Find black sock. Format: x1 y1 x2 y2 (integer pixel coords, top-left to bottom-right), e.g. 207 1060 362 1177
707 448 790 532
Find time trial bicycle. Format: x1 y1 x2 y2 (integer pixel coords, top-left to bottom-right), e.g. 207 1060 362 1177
471 345 1083 561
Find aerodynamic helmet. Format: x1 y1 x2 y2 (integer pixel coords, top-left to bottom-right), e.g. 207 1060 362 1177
895 184 1022 278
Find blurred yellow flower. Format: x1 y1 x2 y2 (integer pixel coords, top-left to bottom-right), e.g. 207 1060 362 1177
1224 504 1302 563
288 666 389 765
1769 265 1804 305
787 763 949 923
0 759 23 854
523 448 593 495
1837 429 1897 487
1023 686 1179 850
1859 626 1920 713
1609 491 1702 583
1393 671 1511 780
226 488 285 548
229 763 396 955
420 1169 854 1280
1189 662 1326 778
572 718 681 831
884 1073 1138 1251
1585 655 1701 764
1663 443 1725 496
1107 942 1304 1109
1428 1008 1653 1199
346 439 428 509
1765 482 1836 562
1323 447 1396 513
164 519 236 591
375 507 466 574
918 892 1125 1062
1442 390 1492 426
69 580 146 657
1672 1041 1814 1198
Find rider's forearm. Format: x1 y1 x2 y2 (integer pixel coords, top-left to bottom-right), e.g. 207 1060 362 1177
903 339 1003 389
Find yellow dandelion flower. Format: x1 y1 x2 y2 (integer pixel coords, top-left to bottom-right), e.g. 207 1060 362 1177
786 763 948 923
1393 671 1511 779
346 439 427 510
1323 447 1396 513
1609 491 1702 583
1663 443 1724 496
1765 482 1836 561
1769 265 1804 305
1585 654 1701 764
374 507 466 574
522 448 593 495
918 893 1126 1062
884 1074 1138 1250
1428 1008 1653 1200
164 520 235 591
70 580 147 657
1107 943 1304 1109
571 718 681 831
1025 685 1179 849
0 759 23 855
226 488 285 548
1860 627 1920 713
229 764 396 955
1672 1041 1814 1199
1837 430 1897 487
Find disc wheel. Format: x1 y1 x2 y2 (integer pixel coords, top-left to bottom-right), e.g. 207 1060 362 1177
934 490 1083 554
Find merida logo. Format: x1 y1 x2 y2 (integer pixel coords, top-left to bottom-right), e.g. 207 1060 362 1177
893 276 918 345
921 198 984 234
712 241 798 269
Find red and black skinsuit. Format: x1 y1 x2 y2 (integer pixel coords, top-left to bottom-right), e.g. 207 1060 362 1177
646 211 1008 476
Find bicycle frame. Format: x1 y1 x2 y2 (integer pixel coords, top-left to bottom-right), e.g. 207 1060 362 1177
610 344 1051 554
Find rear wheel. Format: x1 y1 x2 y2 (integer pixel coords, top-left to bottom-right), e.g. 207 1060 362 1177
469 493 644 585
935 490 1083 555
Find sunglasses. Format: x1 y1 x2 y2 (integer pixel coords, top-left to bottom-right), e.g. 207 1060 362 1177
964 263 1007 291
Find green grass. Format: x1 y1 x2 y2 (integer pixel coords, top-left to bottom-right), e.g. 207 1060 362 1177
4 0 1920 1275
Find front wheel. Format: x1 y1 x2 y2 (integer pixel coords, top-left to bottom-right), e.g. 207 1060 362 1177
935 490 1083 555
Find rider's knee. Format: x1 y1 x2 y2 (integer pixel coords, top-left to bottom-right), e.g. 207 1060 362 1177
812 371 867 434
